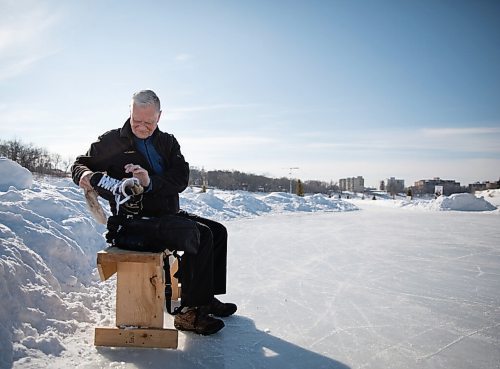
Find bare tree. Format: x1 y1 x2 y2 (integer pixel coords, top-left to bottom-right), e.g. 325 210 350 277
0 139 69 176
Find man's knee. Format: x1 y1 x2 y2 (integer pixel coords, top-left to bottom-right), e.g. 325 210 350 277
197 222 214 246
211 222 227 242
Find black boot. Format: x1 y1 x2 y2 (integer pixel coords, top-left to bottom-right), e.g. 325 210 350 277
206 297 237 317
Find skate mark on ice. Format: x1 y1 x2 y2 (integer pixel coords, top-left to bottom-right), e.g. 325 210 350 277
417 322 500 361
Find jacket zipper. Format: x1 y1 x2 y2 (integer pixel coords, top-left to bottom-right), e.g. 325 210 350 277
143 139 154 171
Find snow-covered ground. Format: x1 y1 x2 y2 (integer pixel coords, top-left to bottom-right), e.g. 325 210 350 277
0 158 499 369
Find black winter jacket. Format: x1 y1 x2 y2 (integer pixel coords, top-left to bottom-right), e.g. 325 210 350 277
72 119 189 216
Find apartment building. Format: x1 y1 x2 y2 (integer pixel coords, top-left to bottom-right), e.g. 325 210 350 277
339 176 365 192
385 177 405 194
412 177 461 196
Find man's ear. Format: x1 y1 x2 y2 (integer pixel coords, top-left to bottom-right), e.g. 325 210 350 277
157 110 162 122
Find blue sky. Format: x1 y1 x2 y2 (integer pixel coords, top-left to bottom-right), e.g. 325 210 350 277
1 0 499 187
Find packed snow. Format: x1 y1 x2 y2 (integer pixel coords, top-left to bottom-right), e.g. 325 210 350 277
0 157 498 369
0 158 32 192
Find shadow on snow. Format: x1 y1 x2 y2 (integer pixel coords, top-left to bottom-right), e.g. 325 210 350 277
97 315 350 369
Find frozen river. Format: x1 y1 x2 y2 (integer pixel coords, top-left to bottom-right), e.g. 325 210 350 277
222 203 500 369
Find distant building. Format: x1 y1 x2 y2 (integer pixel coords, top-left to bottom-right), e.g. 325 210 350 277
468 180 500 192
379 180 385 191
339 176 364 192
412 177 462 196
385 177 405 194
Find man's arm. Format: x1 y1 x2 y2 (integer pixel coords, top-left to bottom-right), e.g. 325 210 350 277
71 134 113 190
148 135 190 194
72 153 96 190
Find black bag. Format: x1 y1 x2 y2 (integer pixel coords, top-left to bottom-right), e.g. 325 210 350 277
106 215 201 254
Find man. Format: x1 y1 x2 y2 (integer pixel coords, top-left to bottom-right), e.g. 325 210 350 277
72 89 236 335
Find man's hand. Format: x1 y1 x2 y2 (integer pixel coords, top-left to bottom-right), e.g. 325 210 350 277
124 164 151 187
79 171 94 191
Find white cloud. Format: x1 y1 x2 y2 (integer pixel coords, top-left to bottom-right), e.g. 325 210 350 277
0 1 61 80
174 53 193 62
421 127 500 136
297 126 500 156
170 103 259 113
0 53 55 80
183 134 276 148
418 126 500 154
177 134 280 174
166 103 260 121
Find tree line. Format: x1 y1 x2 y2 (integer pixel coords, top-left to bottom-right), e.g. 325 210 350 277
0 139 71 176
189 167 339 194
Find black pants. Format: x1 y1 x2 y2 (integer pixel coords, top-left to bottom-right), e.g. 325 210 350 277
109 211 228 308
175 210 228 296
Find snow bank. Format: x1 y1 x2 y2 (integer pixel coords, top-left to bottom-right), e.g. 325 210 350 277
398 193 499 212
430 193 497 211
475 188 500 207
0 163 110 367
356 193 498 212
0 157 33 191
180 188 357 220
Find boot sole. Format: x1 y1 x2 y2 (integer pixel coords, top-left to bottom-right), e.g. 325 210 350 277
174 320 225 335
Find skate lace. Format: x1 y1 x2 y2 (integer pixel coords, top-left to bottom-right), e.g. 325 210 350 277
97 175 121 192
97 175 140 206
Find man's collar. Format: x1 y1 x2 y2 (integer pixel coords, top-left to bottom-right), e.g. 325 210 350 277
120 118 133 138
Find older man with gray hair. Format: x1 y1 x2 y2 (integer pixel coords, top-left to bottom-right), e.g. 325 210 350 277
72 89 236 335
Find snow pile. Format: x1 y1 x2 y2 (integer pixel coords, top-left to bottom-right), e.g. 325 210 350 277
0 177 111 366
426 193 497 212
475 188 500 207
0 157 32 191
349 192 498 212
180 188 358 220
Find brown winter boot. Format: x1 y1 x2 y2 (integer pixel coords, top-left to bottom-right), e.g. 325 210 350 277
174 308 225 335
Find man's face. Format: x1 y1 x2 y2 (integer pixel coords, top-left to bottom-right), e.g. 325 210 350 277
130 103 161 139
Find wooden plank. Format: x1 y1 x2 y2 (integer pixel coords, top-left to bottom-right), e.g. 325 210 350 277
116 261 165 328
170 258 180 300
96 247 164 281
97 247 162 264
97 260 117 281
95 327 178 349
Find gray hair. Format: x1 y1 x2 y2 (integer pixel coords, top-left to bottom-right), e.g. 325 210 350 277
131 90 161 112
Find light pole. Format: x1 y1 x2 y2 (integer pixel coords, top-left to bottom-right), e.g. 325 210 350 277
286 167 299 194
